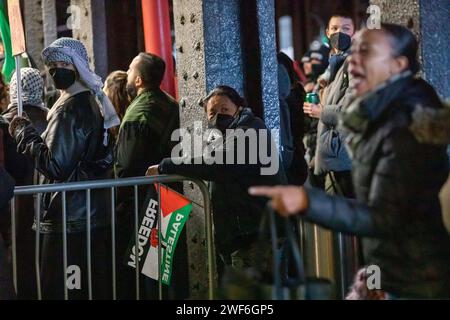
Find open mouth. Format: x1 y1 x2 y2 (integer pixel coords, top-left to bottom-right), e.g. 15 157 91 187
349 67 366 90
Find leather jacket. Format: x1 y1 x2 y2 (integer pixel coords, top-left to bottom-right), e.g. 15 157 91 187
12 88 111 233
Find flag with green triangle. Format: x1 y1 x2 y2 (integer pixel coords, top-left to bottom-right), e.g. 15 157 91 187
0 0 15 83
126 183 192 286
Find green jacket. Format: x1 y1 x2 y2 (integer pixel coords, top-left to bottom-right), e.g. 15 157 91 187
115 88 179 215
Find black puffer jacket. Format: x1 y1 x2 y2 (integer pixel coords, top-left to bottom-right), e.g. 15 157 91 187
158 108 286 254
11 90 111 233
304 73 450 298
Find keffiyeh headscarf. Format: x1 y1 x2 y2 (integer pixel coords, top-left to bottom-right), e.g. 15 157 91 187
8 67 44 108
42 37 120 134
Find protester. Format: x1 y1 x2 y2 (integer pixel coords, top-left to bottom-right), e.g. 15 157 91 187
114 52 180 299
8 37 120 299
103 70 130 140
1 67 48 299
250 24 450 299
303 13 359 295
146 85 286 280
304 12 356 198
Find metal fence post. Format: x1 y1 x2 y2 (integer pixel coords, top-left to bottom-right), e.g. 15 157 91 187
35 193 42 300
10 199 17 294
62 191 68 300
110 187 116 300
86 189 92 300
134 185 140 300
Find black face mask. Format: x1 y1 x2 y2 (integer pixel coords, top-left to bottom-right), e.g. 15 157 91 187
310 63 328 80
49 68 76 90
126 82 138 100
208 112 238 133
329 32 352 52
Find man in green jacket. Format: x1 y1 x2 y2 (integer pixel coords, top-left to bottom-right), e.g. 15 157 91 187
115 52 179 180
114 52 179 299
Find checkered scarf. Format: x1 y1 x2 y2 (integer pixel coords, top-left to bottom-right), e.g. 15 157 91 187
42 38 120 136
8 67 44 108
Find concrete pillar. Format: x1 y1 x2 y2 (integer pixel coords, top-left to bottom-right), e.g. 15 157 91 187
419 0 450 99
23 0 45 70
42 0 57 48
172 0 245 299
370 0 449 99
70 0 108 79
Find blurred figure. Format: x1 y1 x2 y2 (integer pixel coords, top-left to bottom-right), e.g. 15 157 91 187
1 67 47 299
277 52 308 185
304 11 356 198
103 70 130 140
301 42 330 93
303 14 358 296
250 24 450 299
300 43 330 189
8 37 120 300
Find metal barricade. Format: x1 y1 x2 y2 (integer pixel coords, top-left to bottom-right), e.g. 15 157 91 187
9 175 213 300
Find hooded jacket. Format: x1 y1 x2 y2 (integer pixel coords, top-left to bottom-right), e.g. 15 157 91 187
303 73 450 298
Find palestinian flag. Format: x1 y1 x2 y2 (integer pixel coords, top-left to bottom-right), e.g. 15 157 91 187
0 0 15 82
126 184 192 286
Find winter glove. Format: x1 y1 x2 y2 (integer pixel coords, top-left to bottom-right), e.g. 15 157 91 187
8 114 30 137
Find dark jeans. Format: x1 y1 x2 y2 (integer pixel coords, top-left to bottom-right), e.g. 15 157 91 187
40 227 111 300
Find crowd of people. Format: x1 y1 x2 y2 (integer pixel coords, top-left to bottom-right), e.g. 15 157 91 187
0 10 449 300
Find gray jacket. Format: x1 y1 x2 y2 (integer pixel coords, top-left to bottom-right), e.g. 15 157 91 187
314 58 353 175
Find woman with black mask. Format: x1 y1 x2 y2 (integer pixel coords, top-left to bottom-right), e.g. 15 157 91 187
250 24 450 299
8 38 120 299
146 85 286 280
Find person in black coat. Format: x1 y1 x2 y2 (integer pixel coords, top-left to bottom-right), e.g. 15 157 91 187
146 86 286 277
8 38 120 300
250 24 450 299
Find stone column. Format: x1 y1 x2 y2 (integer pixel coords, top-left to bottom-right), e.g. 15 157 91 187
256 0 280 137
370 0 449 99
23 0 45 69
419 0 449 99
70 0 108 79
172 0 245 299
